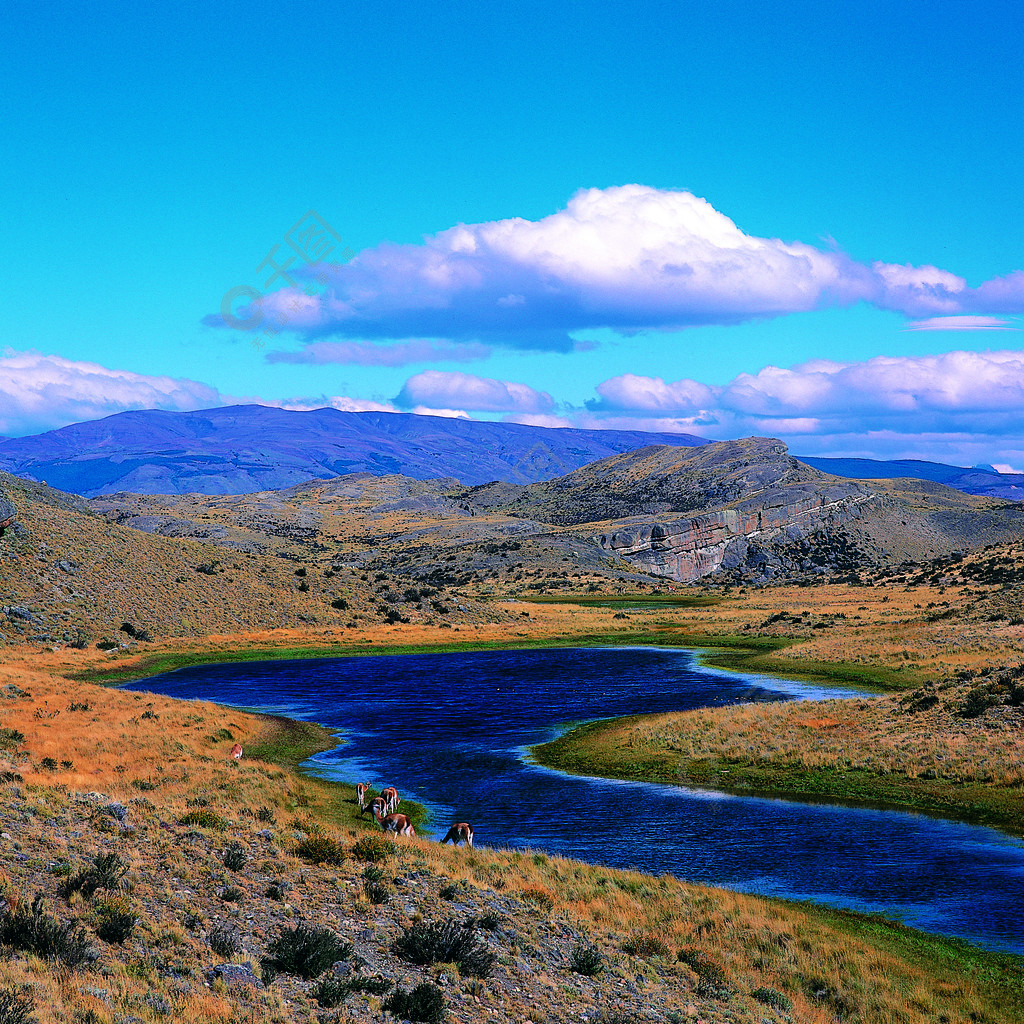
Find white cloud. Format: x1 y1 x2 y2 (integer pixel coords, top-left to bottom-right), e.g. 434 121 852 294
396 370 555 413
205 185 1024 348
0 349 225 435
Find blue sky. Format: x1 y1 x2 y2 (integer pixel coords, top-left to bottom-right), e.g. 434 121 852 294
3 1 1024 467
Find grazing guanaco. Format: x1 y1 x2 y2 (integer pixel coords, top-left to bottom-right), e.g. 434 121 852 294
229 743 243 760
355 782 370 809
371 803 415 838
440 823 474 847
380 786 400 813
361 795 388 820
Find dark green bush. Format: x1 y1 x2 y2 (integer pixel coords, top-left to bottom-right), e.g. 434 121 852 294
438 882 461 900
223 842 248 871
179 809 227 830
220 886 243 903
256 805 275 823
60 852 128 901
751 986 793 1012
311 973 393 1007
568 941 604 977
261 923 353 980
0 894 95 969
364 880 391 905
678 947 730 997
383 982 446 1023
296 833 345 865
209 924 240 959
621 933 669 958
393 921 494 979
351 834 393 862
94 895 137 944
265 882 288 901
0 985 36 1024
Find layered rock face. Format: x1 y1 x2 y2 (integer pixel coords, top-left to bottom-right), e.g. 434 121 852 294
594 484 872 582
0 489 16 536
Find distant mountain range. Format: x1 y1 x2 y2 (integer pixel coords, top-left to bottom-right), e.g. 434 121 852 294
0 406 707 496
0 405 1020 502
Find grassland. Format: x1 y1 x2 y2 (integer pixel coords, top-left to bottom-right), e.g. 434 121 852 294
1 638 1023 1024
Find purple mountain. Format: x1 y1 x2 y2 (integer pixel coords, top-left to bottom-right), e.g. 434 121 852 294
0 405 710 496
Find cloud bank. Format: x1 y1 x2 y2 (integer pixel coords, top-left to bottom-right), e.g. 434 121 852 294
0 350 226 436
583 349 1024 461
395 370 554 414
206 186 1024 351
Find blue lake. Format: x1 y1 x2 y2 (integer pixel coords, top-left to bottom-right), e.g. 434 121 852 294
125 646 1024 954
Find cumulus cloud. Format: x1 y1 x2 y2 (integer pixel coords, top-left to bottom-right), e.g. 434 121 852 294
0 349 226 436
395 370 555 413
204 186 1024 349
586 350 1024 458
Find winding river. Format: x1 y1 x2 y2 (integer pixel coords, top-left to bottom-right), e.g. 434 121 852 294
125 646 1024 954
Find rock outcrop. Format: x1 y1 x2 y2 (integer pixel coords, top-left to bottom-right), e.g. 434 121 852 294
0 489 16 536
594 484 873 582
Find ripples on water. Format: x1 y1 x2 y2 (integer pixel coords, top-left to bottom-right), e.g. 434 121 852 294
127 646 1024 954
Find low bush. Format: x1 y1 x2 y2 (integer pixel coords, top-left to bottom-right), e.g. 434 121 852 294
220 886 243 903
393 920 495 979
568 941 604 977
60 852 128 900
0 985 36 1024
351 833 393 863
94 895 137 944
265 882 288 901
311 974 393 1007
751 986 793 1012
364 880 391 905
179 809 227 830
223 842 248 871
0 894 95 969
209 924 240 959
261 923 353 980
256 805 276 823
296 833 345 865
621 933 670 958
383 982 446 1024
677 947 730 997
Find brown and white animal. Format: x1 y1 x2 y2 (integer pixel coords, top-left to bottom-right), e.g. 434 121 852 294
361 795 388 820
355 782 370 809
370 803 415 838
229 743 243 760
440 822 474 847
380 786 400 813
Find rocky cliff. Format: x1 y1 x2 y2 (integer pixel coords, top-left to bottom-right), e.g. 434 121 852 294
593 481 873 582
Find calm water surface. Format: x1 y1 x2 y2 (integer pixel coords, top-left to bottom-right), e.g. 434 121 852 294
126 646 1024 954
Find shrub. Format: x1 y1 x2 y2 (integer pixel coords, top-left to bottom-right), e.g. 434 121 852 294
362 865 385 883
220 886 243 903
393 921 495 979
751 986 793 1012
568 941 604 977
223 842 248 871
209 924 240 959
256 805 275 823
179 809 227 830
621 933 670 958
383 982 446 1024
0 986 36 1024
261 923 353 980
351 833 393 862
521 886 554 910
296 833 345 865
438 882 461 900
94 895 137 944
0 894 95 969
477 912 502 931
364 881 390 905
677 947 730 997
265 882 288 902
60 852 128 900
331 598 348 610
0 729 25 750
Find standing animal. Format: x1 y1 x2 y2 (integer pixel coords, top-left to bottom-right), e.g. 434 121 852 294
361 796 388 820
440 823 474 847
355 782 370 809
229 743 243 760
380 786 400 812
370 802 415 838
